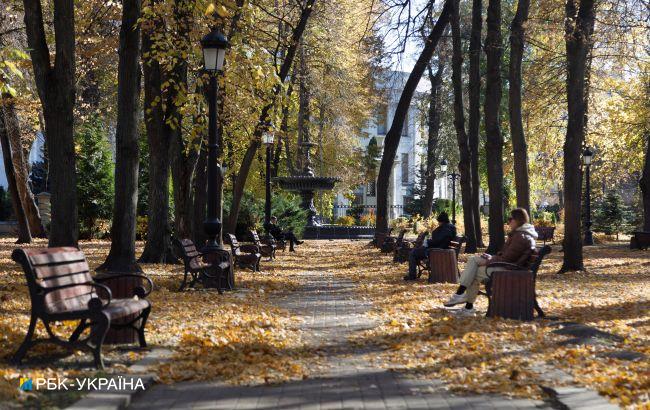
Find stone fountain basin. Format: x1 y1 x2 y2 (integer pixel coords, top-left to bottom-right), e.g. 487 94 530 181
274 176 339 191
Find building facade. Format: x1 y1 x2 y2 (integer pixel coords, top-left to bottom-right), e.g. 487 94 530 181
334 71 448 221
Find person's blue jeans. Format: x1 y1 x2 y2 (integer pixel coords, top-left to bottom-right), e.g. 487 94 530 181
407 247 429 278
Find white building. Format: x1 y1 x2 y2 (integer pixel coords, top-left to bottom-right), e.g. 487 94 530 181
335 71 448 220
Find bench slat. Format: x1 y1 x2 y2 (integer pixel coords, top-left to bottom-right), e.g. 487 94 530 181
28 250 86 266
34 261 90 280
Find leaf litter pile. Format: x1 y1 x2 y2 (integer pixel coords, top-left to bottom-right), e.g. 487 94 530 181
0 238 648 408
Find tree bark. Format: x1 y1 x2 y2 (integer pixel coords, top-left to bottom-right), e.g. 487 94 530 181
0 102 31 243
23 0 78 247
560 0 595 272
168 0 196 240
422 60 444 218
483 0 505 254
139 6 174 263
641 132 650 231
1 91 45 237
468 0 484 247
227 0 316 234
509 0 531 215
98 0 142 273
376 0 452 234
450 0 477 253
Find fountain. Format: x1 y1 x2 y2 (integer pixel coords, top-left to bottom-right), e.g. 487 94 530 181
275 141 376 239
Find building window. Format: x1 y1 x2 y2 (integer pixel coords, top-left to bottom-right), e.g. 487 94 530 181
366 181 376 197
377 104 387 135
401 112 409 137
401 153 409 185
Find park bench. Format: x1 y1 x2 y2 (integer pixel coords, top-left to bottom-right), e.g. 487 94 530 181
534 226 555 245
381 229 407 254
226 234 262 272
419 236 466 281
630 231 650 250
173 238 232 292
250 229 276 260
484 245 552 320
394 231 428 263
11 247 153 369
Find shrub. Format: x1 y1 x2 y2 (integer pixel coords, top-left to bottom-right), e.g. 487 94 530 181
136 216 148 240
75 117 114 239
335 215 356 226
360 213 375 226
271 193 307 237
390 216 410 231
346 204 365 224
593 192 634 237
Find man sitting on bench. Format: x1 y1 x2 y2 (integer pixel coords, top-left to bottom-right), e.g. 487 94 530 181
443 208 537 316
403 212 456 281
265 216 304 252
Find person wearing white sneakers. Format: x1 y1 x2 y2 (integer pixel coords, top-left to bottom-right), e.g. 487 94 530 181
444 208 538 316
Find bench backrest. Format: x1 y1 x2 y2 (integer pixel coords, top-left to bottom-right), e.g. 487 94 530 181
395 229 407 245
449 236 466 257
414 232 428 248
173 238 203 271
226 234 243 256
530 245 552 276
12 247 95 315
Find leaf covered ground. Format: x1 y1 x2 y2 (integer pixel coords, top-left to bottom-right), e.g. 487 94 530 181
0 238 648 408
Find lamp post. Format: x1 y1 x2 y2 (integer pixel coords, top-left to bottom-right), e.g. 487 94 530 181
201 27 229 252
439 159 448 199
442 160 460 225
263 131 274 226
583 146 594 246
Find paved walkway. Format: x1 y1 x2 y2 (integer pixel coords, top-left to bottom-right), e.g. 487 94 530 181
128 273 551 409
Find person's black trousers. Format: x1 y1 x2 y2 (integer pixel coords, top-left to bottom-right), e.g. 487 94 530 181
407 247 429 279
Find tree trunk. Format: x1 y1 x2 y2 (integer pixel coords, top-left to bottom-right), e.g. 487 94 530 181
641 132 650 231
561 0 595 272
468 0 484 247
2 91 45 237
422 60 444 218
227 0 316 234
450 0 477 253
376 0 452 234
99 0 142 273
139 9 174 263
0 103 31 243
168 0 196 240
483 0 505 254
23 0 78 247
509 0 531 215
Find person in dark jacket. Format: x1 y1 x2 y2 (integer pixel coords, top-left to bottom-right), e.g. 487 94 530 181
403 212 457 281
264 216 304 252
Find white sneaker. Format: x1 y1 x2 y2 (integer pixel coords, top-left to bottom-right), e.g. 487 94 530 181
454 307 476 317
444 293 468 307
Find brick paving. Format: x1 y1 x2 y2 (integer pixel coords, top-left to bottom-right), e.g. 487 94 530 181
128 272 552 409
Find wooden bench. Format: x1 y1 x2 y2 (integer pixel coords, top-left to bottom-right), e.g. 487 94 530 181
630 231 650 250
418 235 465 279
485 245 551 320
250 229 276 260
226 234 262 272
173 238 232 292
381 229 407 254
11 247 153 369
393 231 428 263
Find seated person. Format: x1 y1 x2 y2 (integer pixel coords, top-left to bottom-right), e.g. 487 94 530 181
403 212 457 281
264 216 304 252
444 208 537 316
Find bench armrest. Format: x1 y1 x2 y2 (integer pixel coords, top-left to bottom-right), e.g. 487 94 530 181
486 262 526 275
41 282 113 310
95 273 154 298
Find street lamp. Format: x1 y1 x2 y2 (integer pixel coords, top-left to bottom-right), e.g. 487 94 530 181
583 146 594 246
442 160 459 225
201 27 229 252
262 131 275 227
